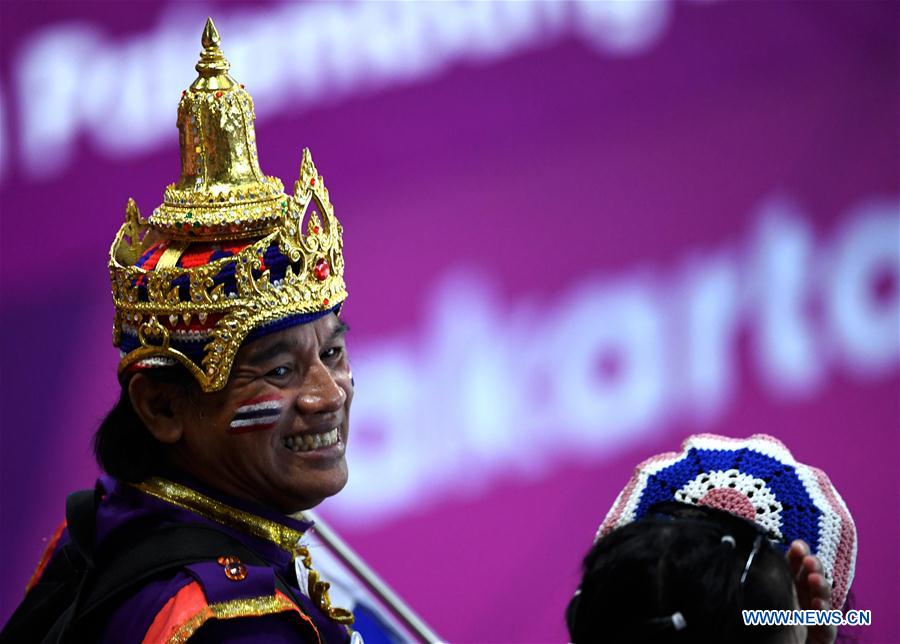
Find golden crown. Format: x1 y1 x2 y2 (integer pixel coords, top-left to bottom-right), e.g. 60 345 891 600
109 18 347 392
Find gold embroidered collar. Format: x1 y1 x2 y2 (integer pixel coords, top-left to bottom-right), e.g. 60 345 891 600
133 477 305 553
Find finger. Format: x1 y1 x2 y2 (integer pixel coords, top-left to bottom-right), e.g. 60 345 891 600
793 552 815 609
793 540 810 557
794 574 811 609
807 573 832 602
787 540 808 577
796 555 817 587
803 554 822 575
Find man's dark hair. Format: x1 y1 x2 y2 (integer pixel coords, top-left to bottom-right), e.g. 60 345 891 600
567 503 795 644
93 366 194 482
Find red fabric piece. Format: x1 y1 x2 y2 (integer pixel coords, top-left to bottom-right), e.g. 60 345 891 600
25 520 67 594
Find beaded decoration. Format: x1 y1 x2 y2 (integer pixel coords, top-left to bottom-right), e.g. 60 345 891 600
597 434 857 608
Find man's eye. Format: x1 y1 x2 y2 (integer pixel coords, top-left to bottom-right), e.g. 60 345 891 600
321 347 342 361
267 366 292 378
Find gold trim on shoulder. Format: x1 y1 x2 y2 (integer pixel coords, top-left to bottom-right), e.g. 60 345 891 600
133 477 305 553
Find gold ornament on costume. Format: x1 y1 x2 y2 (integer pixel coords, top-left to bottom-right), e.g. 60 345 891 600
109 18 347 392
296 547 356 625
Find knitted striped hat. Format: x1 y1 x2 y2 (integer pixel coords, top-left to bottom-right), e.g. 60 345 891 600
598 434 857 608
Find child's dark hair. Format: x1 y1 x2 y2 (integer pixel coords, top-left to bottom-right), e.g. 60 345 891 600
567 502 796 644
93 366 194 482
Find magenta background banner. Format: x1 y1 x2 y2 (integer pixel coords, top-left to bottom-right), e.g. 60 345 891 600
1 2 898 642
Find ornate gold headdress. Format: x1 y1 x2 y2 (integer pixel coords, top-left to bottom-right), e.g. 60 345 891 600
109 18 346 392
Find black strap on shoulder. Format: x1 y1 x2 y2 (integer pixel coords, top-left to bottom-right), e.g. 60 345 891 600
65 489 99 563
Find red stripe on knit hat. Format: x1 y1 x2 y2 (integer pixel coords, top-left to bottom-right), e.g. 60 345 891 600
811 466 856 608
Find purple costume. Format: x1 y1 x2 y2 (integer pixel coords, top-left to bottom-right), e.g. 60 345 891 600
28 475 353 643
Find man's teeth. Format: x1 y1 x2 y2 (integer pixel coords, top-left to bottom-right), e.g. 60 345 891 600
282 428 340 452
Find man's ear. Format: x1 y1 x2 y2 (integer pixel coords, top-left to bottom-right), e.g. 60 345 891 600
128 373 187 444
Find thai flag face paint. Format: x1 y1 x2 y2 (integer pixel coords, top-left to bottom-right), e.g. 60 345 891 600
229 395 283 434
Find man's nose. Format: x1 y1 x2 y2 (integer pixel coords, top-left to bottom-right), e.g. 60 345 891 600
294 362 345 414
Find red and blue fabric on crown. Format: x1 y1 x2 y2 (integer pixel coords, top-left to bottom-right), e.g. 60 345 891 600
119 241 333 367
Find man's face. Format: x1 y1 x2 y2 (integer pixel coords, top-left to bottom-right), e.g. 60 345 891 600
173 314 353 513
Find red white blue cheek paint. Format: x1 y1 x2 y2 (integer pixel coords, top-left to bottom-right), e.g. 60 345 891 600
229 395 283 434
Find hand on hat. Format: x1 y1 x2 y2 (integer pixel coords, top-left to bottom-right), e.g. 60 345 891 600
788 540 836 644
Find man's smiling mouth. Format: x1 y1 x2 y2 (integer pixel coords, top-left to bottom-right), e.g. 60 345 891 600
281 427 341 452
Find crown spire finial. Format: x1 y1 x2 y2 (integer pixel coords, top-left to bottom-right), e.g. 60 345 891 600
201 17 220 49
154 17 277 239
194 17 232 84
